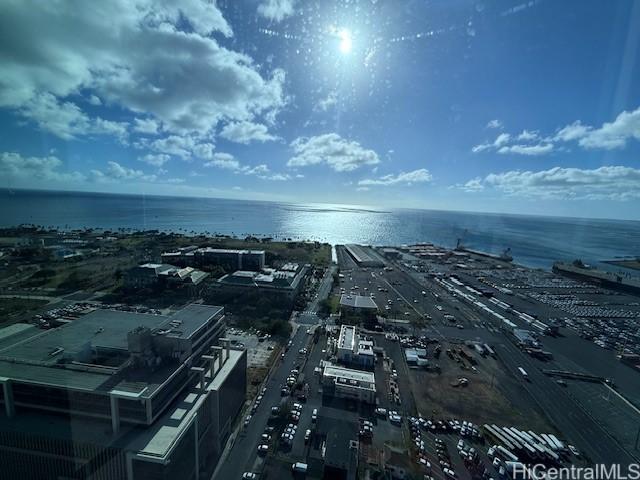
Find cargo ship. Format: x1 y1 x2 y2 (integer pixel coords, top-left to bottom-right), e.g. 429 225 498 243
552 259 640 295
455 238 513 262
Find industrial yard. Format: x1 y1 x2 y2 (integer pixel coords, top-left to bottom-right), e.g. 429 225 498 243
2 231 640 480
329 242 640 471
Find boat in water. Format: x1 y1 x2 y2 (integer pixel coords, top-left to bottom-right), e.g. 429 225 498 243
553 259 640 295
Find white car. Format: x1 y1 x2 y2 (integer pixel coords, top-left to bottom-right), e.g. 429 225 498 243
257 444 269 454
389 414 402 424
242 473 257 480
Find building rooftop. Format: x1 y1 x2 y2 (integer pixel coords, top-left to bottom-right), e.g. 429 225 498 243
133 348 245 459
0 349 247 461
339 294 378 310
321 416 358 470
196 247 265 255
344 244 384 266
338 324 356 352
218 265 307 290
323 364 375 387
0 304 224 395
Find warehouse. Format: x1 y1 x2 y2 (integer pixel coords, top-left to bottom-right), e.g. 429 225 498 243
344 244 384 267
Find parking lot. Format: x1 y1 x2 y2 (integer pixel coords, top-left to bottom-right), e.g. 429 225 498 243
226 327 279 368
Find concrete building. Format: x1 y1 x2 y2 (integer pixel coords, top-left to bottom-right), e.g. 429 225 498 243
217 264 309 300
381 248 402 260
161 247 265 272
124 263 209 290
0 304 247 480
336 325 375 368
339 294 378 319
322 418 359 480
322 364 376 404
344 244 384 268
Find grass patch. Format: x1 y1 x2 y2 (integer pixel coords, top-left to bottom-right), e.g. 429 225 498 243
0 298 49 326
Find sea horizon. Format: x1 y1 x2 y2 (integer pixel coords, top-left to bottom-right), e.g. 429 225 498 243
3 186 640 224
2 188 639 271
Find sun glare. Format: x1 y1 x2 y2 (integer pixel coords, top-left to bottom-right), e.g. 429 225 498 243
339 28 353 54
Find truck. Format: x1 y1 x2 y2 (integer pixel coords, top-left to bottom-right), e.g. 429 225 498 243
518 367 529 381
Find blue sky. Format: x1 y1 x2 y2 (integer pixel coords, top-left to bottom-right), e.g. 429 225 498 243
1 0 640 219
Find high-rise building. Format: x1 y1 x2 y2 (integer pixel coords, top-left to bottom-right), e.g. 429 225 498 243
0 304 246 480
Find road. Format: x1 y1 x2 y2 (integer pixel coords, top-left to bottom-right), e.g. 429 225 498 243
212 266 334 480
213 327 310 479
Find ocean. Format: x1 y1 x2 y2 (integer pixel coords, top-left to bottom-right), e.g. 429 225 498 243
1 189 639 270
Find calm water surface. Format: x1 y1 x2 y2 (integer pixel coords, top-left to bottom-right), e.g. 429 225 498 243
1 189 639 270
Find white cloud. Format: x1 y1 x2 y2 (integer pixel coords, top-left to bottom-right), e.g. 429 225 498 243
244 164 270 176
486 119 503 129
554 121 590 142
101 161 157 182
575 108 640 150
0 0 286 140
203 153 290 181
288 133 381 172
358 169 432 186
134 118 160 135
204 152 242 170
220 121 278 144
459 177 484 192
264 173 291 181
192 142 216 160
257 0 296 22
13 93 129 141
147 135 197 159
0 151 84 182
516 130 539 141
88 95 102 106
472 133 511 153
498 143 553 156
139 153 170 167
315 91 338 112
459 165 640 200
476 106 640 155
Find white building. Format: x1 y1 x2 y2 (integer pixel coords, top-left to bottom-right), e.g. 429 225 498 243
336 325 375 368
322 364 376 404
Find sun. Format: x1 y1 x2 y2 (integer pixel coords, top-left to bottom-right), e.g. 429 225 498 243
338 28 353 54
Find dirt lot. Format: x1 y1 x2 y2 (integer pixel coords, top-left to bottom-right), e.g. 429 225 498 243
408 340 552 431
